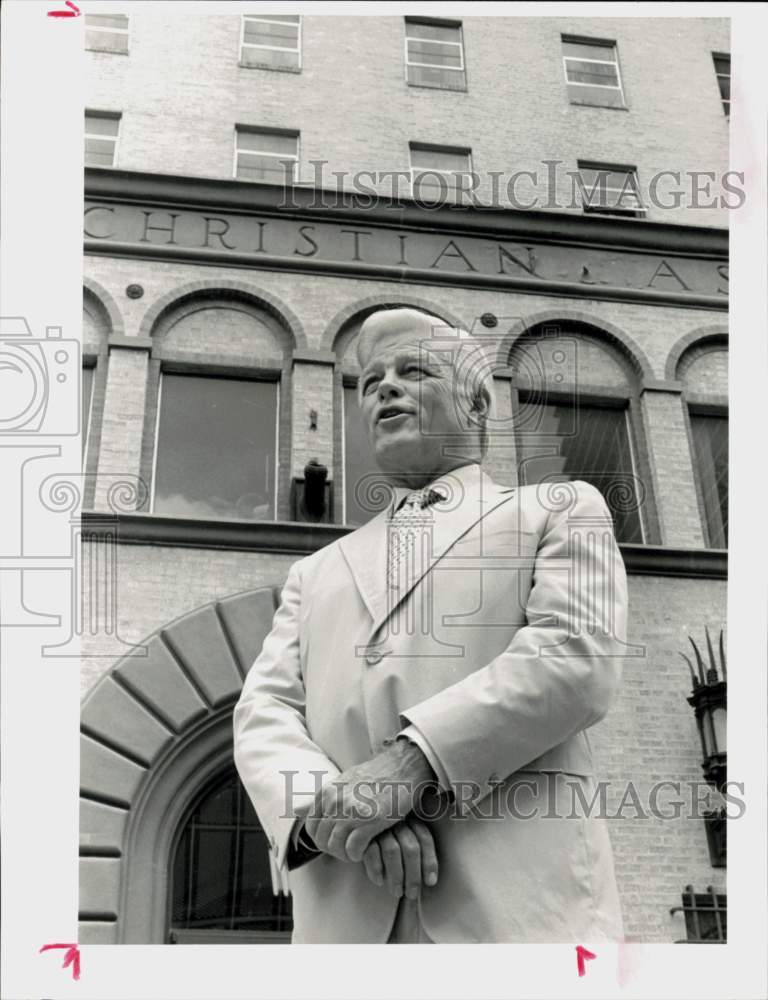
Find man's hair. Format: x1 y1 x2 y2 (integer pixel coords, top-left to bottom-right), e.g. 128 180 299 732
356 307 497 459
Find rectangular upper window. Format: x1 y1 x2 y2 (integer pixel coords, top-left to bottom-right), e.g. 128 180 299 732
405 19 466 91
409 143 472 200
241 14 301 71
713 53 730 116
577 162 644 218
689 410 728 548
152 373 279 521
234 128 298 183
516 396 644 544
84 111 121 167
82 364 95 461
562 37 625 108
85 13 129 54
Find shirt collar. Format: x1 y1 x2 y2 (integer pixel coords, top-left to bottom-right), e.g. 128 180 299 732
391 463 482 512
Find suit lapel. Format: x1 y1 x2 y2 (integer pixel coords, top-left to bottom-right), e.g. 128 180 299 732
339 468 516 641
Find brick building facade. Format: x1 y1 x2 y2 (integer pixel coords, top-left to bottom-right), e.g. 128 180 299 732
78 13 730 945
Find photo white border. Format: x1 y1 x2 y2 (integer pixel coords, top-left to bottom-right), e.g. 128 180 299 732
1 1 766 998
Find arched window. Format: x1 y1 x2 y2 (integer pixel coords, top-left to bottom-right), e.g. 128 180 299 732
677 338 728 548
510 321 650 544
168 768 292 944
141 293 294 521
82 287 112 502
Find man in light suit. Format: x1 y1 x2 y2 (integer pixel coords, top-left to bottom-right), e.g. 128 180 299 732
234 307 628 943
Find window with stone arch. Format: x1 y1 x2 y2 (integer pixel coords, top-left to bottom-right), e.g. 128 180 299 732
140 291 296 523
509 320 655 545
82 287 112 504
168 766 292 944
676 336 728 549
332 303 460 527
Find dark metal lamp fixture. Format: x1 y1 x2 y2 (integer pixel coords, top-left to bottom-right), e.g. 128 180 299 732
681 627 727 867
290 459 332 523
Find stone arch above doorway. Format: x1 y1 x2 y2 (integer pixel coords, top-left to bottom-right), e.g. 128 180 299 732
79 585 280 943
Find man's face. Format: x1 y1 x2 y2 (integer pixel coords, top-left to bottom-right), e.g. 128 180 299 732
358 323 480 478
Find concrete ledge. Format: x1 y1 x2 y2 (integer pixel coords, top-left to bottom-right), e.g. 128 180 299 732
81 512 728 577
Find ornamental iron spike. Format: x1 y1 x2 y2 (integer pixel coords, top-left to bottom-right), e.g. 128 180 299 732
704 626 719 683
688 635 707 686
719 628 727 681
680 651 699 689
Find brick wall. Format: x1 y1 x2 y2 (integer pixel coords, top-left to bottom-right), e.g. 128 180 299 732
87 14 730 225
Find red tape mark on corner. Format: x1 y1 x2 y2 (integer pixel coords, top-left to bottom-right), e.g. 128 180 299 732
47 1 80 17
576 945 596 977
39 943 81 981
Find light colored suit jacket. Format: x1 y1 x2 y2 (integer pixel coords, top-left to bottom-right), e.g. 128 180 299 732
234 465 628 943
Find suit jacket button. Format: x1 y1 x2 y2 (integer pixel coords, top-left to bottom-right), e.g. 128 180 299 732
365 651 383 666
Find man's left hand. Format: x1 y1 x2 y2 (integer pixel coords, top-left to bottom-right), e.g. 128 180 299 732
304 739 436 863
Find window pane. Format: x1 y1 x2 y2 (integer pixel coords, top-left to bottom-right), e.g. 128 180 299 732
236 130 297 155
82 366 94 458
406 21 461 44
690 413 728 547
567 82 625 108
84 138 116 167
407 63 466 90
243 20 299 47
410 146 469 172
565 59 619 85
171 771 292 935
85 114 120 136
85 13 128 29
407 39 462 67
249 14 300 23
153 374 277 521
562 39 616 61
517 398 643 543
236 153 296 182
343 385 391 526
240 46 300 70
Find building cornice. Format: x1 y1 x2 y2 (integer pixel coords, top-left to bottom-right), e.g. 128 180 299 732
81 512 728 579
85 168 728 258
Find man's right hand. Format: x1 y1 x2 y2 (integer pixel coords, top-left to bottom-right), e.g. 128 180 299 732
361 817 438 899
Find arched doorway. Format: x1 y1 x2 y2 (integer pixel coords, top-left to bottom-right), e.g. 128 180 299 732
79 584 290 944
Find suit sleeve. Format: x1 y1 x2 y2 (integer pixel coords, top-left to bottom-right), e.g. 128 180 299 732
399 480 628 800
233 560 341 871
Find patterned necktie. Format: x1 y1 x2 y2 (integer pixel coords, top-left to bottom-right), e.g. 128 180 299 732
386 487 443 597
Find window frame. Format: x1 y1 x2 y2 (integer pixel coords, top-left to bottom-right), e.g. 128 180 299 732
233 126 300 184
561 35 626 109
404 17 467 90
514 386 648 545
712 52 730 117
239 13 302 71
671 885 727 943
685 399 728 549
84 110 121 169
85 12 130 54
576 160 645 218
81 359 96 463
150 364 281 523
409 142 473 198
167 767 292 942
